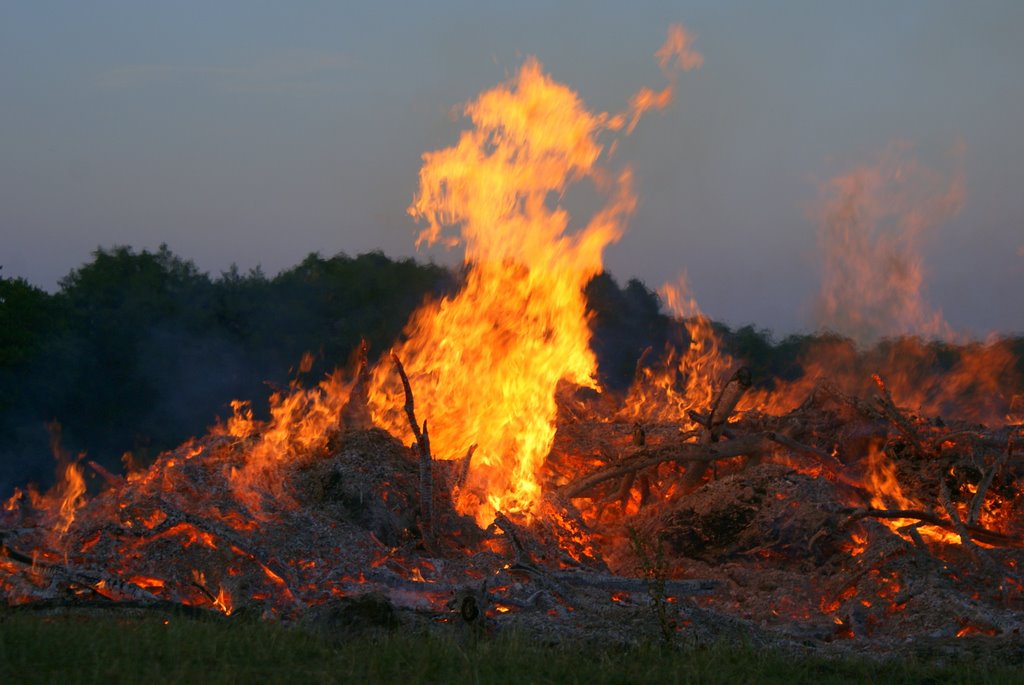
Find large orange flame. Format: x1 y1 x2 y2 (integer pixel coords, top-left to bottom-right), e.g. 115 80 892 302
369 27 699 526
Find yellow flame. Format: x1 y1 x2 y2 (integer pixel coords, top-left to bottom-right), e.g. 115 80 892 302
369 58 632 526
213 586 234 616
368 26 697 526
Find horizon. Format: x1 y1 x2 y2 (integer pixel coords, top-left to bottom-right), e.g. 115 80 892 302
7 242 1024 344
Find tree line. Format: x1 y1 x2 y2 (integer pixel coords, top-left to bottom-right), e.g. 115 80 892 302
0 246 453 490
2 246 1021 492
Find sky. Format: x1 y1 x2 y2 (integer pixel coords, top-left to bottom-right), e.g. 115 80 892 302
2 1 1022 337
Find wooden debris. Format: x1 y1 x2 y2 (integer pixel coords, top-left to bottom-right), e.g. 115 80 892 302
559 431 841 500
969 444 1011 526
391 351 434 544
872 374 931 458
681 367 752 490
840 507 1022 548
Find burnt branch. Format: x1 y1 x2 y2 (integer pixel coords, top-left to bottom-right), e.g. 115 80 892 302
841 507 1022 548
455 444 477 491
969 443 1012 526
872 374 931 458
560 432 832 500
0 542 161 604
87 460 125 489
707 367 752 442
490 511 531 565
807 380 885 420
391 351 434 543
939 467 979 553
681 367 752 490
762 432 844 473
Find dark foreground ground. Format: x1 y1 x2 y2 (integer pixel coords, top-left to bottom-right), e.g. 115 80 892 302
1 608 1021 685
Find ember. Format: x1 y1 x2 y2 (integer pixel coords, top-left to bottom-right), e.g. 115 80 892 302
2 24 1023 653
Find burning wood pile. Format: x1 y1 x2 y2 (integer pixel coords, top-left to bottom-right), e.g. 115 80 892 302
2 351 1022 649
553 371 1024 643
2 24 1022 652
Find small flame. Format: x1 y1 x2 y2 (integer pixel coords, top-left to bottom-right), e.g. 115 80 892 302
220 370 352 511
866 444 914 514
213 586 233 616
626 24 704 133
55 462 86 536
956 622 999 638
621 275 732 424
3 488 22 513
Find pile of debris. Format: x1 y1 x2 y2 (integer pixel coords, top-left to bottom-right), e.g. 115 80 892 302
1 365 1023 654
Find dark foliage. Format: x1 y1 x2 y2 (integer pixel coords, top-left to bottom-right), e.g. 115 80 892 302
1 248 1021 493
0 247 454 492
585 273 670 390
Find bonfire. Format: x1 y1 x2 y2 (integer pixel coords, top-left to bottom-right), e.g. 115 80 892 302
3 24 1022 652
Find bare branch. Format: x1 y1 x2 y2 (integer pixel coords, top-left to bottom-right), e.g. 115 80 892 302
391 351 434 543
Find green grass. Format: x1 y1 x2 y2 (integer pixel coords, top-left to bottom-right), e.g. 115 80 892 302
0 609 1020 685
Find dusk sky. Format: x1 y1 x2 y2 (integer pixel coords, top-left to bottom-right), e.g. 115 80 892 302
3 1 1022 336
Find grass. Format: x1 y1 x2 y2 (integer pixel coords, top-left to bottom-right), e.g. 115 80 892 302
0 609 1021 684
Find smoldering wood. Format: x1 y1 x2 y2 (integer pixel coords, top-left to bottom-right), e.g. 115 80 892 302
4 360 1024 652
87 460 125 488
490 511 531 564
0 543 162 604
558 433 767 500
544 569 718 596
136 496 305 603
